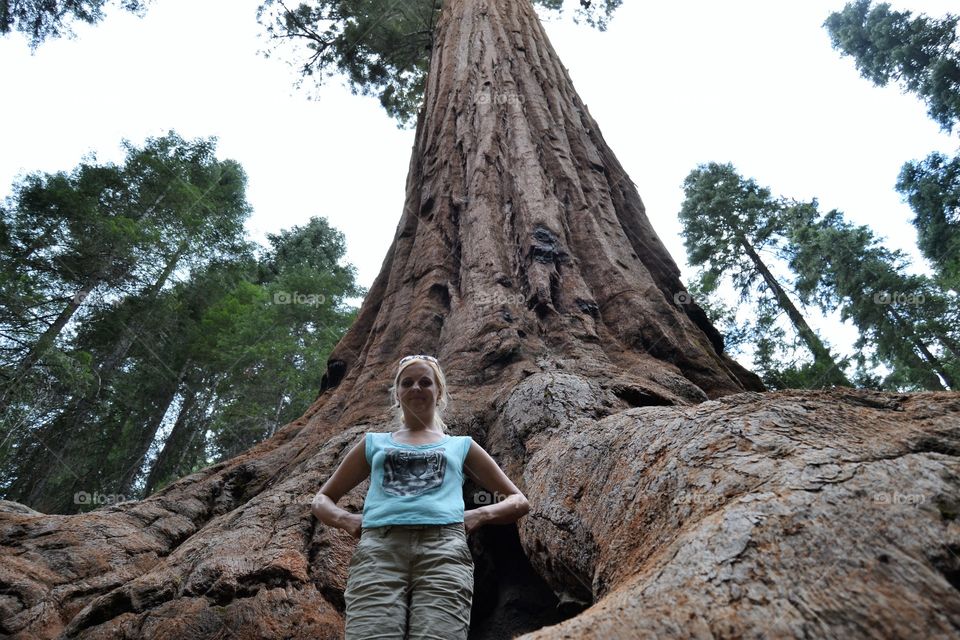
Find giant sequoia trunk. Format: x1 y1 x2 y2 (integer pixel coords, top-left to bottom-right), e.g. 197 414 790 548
2 0 959 638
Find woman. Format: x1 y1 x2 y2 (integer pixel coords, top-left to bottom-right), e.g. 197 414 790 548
311 354 530 639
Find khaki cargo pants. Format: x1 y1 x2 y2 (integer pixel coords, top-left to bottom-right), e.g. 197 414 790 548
344 522 474 640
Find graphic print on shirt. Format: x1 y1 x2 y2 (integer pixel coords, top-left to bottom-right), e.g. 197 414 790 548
382 447 446 497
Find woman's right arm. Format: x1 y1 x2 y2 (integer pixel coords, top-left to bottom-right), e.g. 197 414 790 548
311 435 371 538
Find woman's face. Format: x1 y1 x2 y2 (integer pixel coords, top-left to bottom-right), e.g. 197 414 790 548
397 362 439 414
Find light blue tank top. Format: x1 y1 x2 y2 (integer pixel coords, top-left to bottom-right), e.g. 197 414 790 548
362 431 473 527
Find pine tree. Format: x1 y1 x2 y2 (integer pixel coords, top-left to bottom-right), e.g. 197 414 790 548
824 0 960 133
679 162 850 388
6 2 956 638
787 207 958 390
1 0 150 48
825 2 960 296
256 0 623 127
896 152 960 292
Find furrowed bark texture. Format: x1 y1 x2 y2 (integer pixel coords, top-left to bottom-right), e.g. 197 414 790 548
2 0 958 638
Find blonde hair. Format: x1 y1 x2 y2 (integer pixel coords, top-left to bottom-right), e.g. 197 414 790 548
390 356 450 433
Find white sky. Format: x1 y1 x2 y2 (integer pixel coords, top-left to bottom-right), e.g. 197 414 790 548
2 0 957 370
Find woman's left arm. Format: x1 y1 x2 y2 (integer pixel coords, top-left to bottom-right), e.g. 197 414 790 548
463 440 530 532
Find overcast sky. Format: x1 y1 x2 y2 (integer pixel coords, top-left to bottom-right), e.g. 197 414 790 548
2 0 957 368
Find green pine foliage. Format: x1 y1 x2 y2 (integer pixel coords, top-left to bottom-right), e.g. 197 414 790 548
821 2 960 389
0 135 364 513
679 161 959 391
256 0 624 127
0 0 150 48
786 207 958 391
824 0 960 133
896 152 960 293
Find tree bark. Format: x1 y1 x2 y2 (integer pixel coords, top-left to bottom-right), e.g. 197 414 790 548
0 1 957 639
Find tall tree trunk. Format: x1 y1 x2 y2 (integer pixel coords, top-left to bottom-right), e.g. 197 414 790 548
932 329 960 362
92 239 189 386
738 234 848 385
75 243 188 429
115 359 191 497
0 189 173 400
18 240 194 511
887 305 955 389
0 276 99 411
142 384 200 496
1 2 958 639
1 416 85 511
